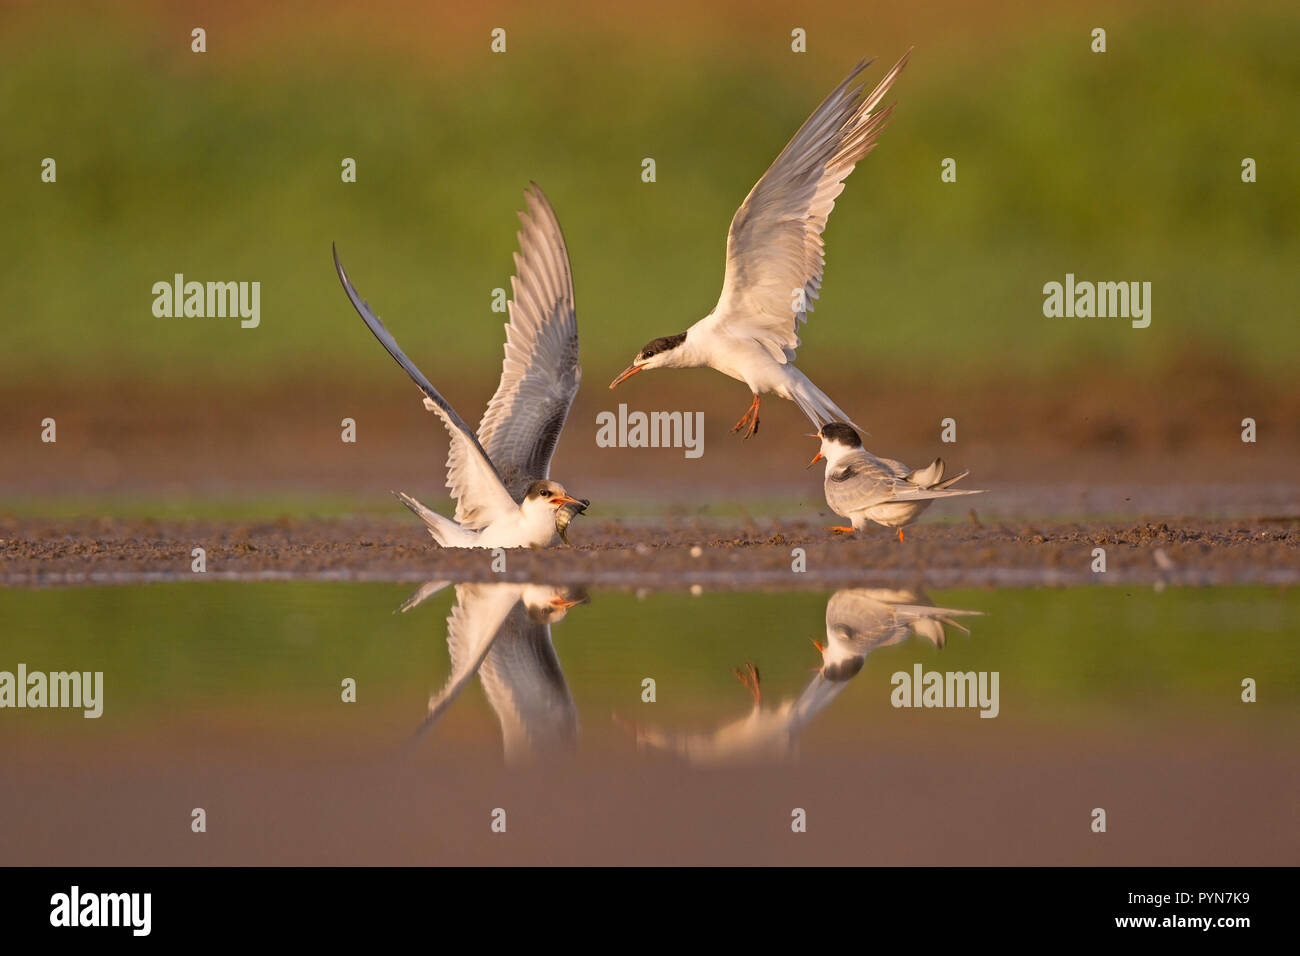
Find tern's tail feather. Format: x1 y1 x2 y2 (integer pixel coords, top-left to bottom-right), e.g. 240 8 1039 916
908 458 980 492
394 491 465 547
788 370 864 434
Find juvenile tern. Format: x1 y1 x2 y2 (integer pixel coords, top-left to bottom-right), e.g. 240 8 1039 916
811 422 984 540
334 184 587 548
819 588 982 665
632 585 979 766
609 52 910 438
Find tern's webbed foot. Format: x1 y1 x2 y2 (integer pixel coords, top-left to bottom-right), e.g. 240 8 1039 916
731 395 761 439
732 662 762 705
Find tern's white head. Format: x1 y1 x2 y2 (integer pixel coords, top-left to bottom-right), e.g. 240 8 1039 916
522 584 588 625
609 331 691 388
811 630 867 682
808 422 862 470
520 480 586 537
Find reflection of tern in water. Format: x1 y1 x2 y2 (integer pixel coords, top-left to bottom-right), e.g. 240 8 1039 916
403 581 586 765
632 587 981 766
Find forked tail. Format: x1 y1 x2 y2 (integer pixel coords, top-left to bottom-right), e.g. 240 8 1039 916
788 369 865 434
394 491 463 547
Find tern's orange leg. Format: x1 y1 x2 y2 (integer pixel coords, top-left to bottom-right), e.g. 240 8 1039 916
731 394 761 439
898 529 905 543
829 525 855 535
732 662 762 705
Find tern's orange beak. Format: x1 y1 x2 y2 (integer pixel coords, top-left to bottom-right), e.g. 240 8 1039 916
550 494 585 508
811 638 825 653
806 451 824 469
551 595 586 610
608 363 642 389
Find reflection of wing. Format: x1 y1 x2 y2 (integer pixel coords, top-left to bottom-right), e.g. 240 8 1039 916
333 245 517 529
413 583 523 743
476 184 581 500
788 672 853 726
704 53 909 363
478 603 578 764
397 579 451 614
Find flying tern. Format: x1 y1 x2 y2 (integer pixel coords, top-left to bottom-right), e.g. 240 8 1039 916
609 52 910 438
334 184 587 548
810 422 984 540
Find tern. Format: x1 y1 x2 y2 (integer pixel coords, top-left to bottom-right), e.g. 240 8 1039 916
404 580 585 765
631 585 979 766
609 52 910 438
810 423 984 540
334 184 587 548
817 588 982 668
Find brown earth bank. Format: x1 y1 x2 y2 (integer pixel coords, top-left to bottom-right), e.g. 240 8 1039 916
2 515 1297 587
2 740 1294 865
2 359 1297 504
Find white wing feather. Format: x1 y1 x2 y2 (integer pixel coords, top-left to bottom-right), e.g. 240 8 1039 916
333 245 517 529
707 51 910 363
476 184 581 500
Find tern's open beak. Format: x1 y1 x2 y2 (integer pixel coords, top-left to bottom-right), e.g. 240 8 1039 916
551 595 586 610
551 494 586 508
608 364 643 389
806 451 824 469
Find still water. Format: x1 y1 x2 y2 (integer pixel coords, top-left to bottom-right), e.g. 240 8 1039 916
1 581 1295 865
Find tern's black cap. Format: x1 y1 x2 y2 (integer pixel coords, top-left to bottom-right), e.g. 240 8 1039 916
821 422 862 448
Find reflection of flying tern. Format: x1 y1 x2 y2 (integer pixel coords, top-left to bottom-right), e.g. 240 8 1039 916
609 53 909 438
405 581 585 765
334 184 587 548
633 587 980 766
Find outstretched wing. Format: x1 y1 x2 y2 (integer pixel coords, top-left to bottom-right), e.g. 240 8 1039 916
477 605 579 764
411 583 525 746
333 245 517 529
476 184 580 500
704 51 910 363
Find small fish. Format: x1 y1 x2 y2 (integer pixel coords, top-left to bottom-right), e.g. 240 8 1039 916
555 498 589 545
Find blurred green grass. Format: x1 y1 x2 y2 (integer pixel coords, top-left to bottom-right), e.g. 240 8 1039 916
2 2 1297 388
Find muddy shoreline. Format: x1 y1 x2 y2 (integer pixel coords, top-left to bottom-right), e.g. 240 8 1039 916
3 515 1296 588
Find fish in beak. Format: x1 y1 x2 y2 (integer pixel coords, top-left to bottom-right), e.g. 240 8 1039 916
554 497 589 544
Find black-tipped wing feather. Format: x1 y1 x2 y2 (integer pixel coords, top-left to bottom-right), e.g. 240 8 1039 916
332 244 517 529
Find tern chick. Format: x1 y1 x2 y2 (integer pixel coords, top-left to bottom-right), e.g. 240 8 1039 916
810 423 984 540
